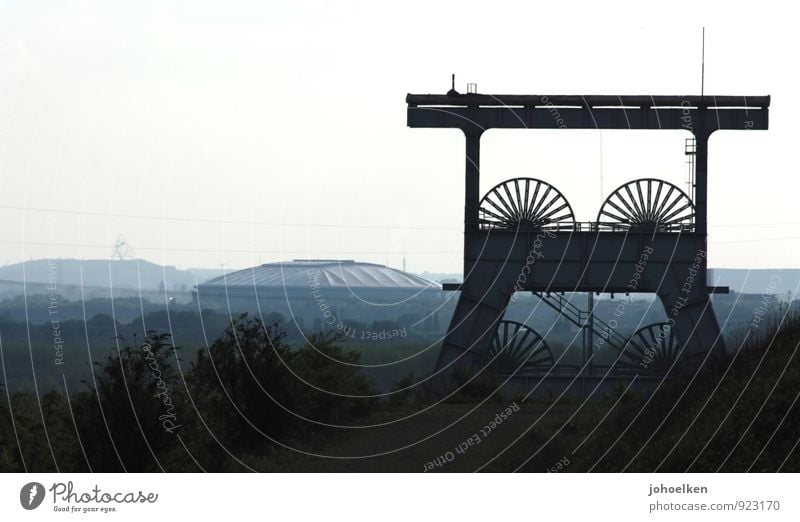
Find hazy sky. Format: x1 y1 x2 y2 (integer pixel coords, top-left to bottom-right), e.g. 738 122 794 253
0 1 797 274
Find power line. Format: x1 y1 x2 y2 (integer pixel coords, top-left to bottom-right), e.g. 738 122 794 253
710 222 800 228
2 203 797 230
0 204 460 231
0 235 798 256
711 237 800 245
0 238 458 255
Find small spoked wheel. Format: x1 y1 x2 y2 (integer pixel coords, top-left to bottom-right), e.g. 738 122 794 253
482 320 554 374
617 322 682 374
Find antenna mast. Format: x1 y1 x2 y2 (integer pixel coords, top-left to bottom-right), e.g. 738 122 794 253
111 235 134 261
701 27 706 96
447 73 458 96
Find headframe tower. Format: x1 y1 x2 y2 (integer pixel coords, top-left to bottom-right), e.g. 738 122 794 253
407 85 769 384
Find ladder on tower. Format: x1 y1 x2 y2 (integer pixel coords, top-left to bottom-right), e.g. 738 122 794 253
685 137 696 203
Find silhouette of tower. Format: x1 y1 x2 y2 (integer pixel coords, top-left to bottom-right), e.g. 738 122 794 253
407 82 769 386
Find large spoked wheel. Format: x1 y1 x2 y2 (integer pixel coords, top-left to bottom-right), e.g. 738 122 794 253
617 322 682 374
597 178 694 232
479 178 575 231
483 320 554 374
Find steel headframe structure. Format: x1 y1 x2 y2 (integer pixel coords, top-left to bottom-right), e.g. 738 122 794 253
407 89 769 380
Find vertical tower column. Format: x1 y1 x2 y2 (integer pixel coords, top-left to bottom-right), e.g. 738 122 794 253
580 291 595 397
464 129 483 279
663 124 725 362
464 130 482 232
693 125 711 311
694 127 710 236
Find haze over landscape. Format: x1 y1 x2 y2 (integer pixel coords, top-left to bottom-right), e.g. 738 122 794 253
2 2 799 275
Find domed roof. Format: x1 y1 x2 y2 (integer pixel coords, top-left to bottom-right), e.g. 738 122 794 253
198 260 439 290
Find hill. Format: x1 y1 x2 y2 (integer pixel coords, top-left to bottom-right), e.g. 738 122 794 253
0 258 210 290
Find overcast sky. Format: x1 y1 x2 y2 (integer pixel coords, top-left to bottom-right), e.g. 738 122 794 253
0 1 797 274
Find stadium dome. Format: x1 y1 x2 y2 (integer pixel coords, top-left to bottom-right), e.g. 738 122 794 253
193 260 445 326
199 259 439 290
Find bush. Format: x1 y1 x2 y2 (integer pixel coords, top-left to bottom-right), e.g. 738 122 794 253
446 365 506 403
188 315 377 467
72 331 186 472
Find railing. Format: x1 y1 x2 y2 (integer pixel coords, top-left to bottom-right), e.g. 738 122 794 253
493 364 674 379
477 218 695 233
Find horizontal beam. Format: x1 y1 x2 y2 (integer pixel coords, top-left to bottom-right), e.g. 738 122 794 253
442 283 727 294
408 105 768 132
407 93 771 108
465 230 706 263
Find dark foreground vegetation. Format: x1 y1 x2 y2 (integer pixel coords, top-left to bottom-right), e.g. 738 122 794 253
1 312 798 472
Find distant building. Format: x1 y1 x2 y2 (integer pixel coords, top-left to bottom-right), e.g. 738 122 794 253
193 260 447 333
